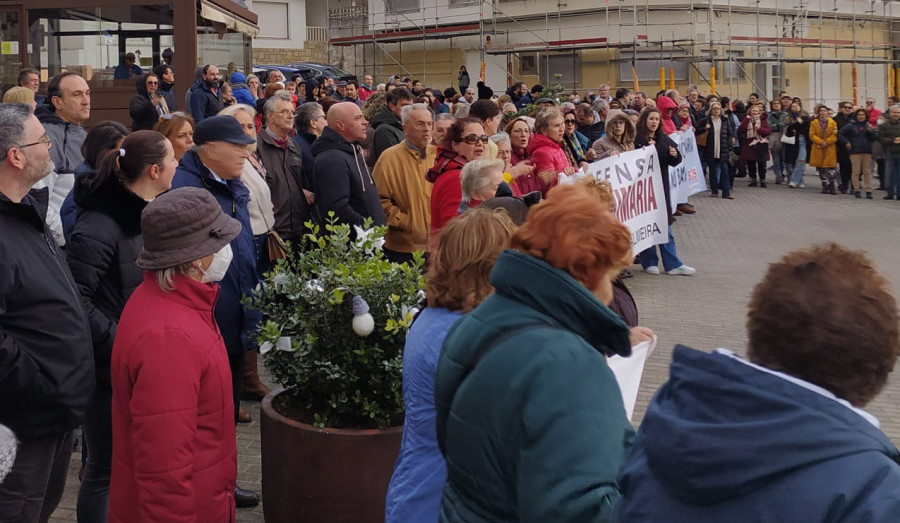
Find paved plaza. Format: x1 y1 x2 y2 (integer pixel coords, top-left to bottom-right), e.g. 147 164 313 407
50 170 900 522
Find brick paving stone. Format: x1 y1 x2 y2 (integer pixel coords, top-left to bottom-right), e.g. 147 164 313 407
50 171 900 521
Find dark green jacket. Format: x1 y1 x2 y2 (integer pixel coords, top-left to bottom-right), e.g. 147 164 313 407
876 118 900 156
434 250 634 522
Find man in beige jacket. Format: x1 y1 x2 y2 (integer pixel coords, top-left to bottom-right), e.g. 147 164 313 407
372 103 436 264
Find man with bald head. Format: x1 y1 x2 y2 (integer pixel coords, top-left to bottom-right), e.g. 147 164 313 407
311 102 386 228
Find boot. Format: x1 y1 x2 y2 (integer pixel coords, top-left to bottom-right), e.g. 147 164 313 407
828 181 837 195
238 406 252 423
820 181 829 194
242 350 271 401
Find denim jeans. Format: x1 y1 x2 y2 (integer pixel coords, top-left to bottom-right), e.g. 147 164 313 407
639 226 684 272
77 390 112 523
789 136 808 185
886 154 900 197
0 430 74 523
708 160 731 197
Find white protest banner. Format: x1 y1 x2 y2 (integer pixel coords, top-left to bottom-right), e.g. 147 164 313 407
668 130 708 207
559 146 668 253
608 335 657 421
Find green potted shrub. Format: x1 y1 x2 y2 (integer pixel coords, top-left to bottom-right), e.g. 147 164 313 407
247 215 425 523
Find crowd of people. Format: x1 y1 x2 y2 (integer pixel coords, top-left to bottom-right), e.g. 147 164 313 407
1 60 899 523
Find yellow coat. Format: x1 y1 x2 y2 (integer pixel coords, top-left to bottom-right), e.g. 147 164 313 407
808 118 838 168
372 141 436 253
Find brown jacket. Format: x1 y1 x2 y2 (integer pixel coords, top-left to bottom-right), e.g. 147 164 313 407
372 141 436 253
257 128 312 242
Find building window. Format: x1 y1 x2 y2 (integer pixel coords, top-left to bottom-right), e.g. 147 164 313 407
27 6 174 84
620 52 689 83
385 0 419 13
448 0 479 5
255 1 290 40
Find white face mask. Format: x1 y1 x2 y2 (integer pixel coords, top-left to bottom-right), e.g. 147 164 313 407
200 244 233 283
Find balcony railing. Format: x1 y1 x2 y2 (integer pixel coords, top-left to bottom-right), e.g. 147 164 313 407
307 26 327 42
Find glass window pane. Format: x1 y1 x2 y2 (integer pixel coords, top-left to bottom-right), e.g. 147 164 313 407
27 6 173 86
0 10 23 99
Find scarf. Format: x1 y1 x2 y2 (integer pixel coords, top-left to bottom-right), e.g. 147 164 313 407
563 133 583 167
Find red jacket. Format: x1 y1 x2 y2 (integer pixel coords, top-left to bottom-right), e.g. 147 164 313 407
526 133 569 197
110 272 237 523
427 148 467 238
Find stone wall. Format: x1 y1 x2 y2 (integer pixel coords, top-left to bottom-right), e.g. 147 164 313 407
252 41 328 65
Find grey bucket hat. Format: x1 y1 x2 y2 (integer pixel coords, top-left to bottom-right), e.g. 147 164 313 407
136 187 241 270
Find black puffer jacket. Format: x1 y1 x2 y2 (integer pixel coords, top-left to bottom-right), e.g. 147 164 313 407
370 105 405 166
311 127 386 228
0 188 94 439
697 115 734 162
66 175 146 389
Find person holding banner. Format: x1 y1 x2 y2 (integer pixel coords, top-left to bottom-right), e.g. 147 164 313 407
698 102 736 199
634 108 696 276
592 111 636 160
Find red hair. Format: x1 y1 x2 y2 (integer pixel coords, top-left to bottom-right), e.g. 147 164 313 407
510 185 632 290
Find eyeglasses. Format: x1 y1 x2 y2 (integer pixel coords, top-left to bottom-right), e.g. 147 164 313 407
461 134 490 145
17 135 52 150
564 119 577 124
146 81 159 86
159 111 187 120
277 110 297 118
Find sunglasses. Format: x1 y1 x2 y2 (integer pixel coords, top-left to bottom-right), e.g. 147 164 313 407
564 119 577 124
159 111 187 120
461 134 490 145
146 81 159 85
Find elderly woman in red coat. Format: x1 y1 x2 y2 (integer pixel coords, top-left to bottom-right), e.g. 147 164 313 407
524 106 576 197
110 187 240 523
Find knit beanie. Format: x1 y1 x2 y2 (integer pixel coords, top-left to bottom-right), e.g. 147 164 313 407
0 424 16 484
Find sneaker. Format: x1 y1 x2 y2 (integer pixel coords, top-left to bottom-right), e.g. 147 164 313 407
775 180 783 185
787 182 797 188
667 265 697 276
748 180 758 187
799 183 806 188
643 266 661 275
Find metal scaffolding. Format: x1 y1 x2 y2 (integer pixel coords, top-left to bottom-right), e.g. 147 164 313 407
326 0 899 102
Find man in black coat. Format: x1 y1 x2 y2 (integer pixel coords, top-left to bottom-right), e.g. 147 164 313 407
833 102 854 193
188 64 224 124
0 103 94 521
312 102 386 229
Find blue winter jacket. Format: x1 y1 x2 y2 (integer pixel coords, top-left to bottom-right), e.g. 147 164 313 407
170 150 260 356
230 72 255 106
385 307 462 523
617 345 900 522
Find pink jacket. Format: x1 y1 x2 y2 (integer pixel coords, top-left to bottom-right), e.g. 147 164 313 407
524 133 569 197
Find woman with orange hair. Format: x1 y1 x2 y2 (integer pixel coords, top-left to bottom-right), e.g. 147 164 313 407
386 208 517 523
434 184 637 521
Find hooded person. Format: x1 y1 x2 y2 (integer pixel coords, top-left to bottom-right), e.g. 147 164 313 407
230 72 255 106
617 243 900 522
656 95 678 135
129 73 169 131
304 77 320 103
476 81 494 101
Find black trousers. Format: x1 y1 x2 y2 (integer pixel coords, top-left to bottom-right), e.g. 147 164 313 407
747 160 767 181
228 351 246 423
0 430 74 523
837 152 852 189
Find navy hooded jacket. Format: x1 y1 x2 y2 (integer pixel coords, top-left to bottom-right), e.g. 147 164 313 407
170 150 261 356
617 345 900 522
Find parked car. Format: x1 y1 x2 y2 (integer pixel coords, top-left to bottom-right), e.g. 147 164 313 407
252 62 354 84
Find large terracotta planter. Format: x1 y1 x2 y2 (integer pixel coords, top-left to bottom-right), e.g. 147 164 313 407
260 388 402 523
